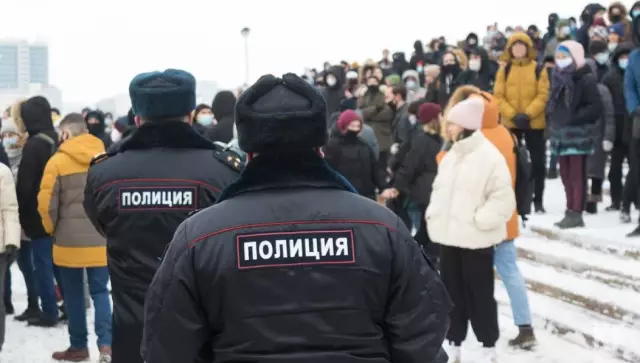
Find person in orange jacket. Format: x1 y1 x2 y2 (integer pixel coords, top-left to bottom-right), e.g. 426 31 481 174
438 85 537 349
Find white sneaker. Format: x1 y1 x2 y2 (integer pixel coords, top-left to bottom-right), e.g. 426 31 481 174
446 345 461 363
479 347 498 363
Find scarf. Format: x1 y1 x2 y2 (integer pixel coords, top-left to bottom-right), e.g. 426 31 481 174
546 65 575 113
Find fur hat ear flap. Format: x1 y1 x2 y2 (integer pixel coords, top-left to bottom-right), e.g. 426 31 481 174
10 98 27 134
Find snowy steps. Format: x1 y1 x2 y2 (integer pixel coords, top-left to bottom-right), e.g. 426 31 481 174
501 230 640 361
495 285 640 362
529 225 640 260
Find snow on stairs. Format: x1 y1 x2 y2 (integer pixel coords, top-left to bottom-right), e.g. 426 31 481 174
504 232 640 362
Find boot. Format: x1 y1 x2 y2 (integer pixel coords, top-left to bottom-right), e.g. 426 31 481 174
627 225 640 237
534 202 546 214
99 346 112 363
620 211 632 224
554 210 569 227
605 201 621 211
546 168 558 179
15 305 41 322
508 325 537 349
557 211 585 229
27 313 59 327
479 347 498 363
585 201 598 214
4 299 14 315
52 347 89 362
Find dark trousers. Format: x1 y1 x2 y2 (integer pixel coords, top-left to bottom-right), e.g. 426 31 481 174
590 178 603 197
440 245 499 347
386 195 412 230
378 151 390 179
609 143 628 205
513 129 546 205
624 139 640 213
4 240 38 308
417 204 439 264
559 155 587 212
0 254 7 349
32 236 62 319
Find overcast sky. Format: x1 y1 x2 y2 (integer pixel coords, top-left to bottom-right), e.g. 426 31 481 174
0 0 597 104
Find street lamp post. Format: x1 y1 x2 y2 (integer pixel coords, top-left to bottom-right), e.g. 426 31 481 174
241 27 251 86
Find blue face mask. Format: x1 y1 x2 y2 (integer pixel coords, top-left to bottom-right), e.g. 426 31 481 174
2 136 18 149
197 115 214 126
633 9 640 18
619 58 629 70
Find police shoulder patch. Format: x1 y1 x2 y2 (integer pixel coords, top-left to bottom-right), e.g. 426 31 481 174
90 151 116 166
236 230 356 270
212 142 244 173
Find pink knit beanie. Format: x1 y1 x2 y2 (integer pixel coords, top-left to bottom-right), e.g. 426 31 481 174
445 97 485 130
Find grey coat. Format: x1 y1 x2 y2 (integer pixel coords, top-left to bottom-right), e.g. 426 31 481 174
587 82 616 179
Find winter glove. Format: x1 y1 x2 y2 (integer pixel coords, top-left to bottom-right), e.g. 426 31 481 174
603 140 614 152
513 113 531 129
4 245 18 265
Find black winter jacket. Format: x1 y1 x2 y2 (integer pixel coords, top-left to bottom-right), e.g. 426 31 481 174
142 151 452 363
324 131 385 198
393 131 442 205
84 121 241 363
206 90 236 143
603 43 634 145
547 66 603 154
17 107 58 240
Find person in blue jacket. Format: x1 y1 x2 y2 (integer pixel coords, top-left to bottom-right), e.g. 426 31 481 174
623 16 640 236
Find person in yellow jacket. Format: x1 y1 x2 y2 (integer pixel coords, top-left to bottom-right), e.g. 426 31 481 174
493 32 550 213
37 113 112 363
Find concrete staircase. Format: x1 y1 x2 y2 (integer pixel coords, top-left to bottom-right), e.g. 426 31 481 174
501 226 640 362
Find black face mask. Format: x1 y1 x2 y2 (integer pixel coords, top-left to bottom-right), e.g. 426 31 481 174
367 85 379 93
442 64 459 74
345 130 359 138
610 15 622 23
88 123 105 136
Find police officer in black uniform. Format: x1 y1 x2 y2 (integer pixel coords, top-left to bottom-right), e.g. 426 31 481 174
143 73 452 363
83 69 241 363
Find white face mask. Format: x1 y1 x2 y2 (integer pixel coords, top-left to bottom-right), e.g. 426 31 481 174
408 115 417 125
560 26 571 36
608 42 618 52
468 59 482 71
110 128 122 143
405 80 417 89
555 58 573 69
326 76 337 87
595 52 609 65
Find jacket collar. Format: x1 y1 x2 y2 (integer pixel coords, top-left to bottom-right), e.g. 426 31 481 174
119 121 214 152
217 149 357 203
452 130 485 155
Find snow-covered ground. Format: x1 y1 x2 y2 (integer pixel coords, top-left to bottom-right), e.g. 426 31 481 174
1 177 637 362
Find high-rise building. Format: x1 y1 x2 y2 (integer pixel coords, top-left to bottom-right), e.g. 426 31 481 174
0 39 56 111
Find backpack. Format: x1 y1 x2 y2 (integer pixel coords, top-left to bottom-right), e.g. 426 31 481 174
509 132 534 223
504 62 544 81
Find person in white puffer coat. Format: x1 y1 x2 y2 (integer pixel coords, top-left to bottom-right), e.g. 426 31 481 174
426 97 515 363
0 161 20 353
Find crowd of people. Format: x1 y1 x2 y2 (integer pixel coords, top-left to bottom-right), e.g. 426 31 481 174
0 2 637 363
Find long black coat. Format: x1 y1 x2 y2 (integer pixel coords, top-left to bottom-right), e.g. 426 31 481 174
324 131 384 198
393 131 442 205
142 150 452 363
84 121 241 363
